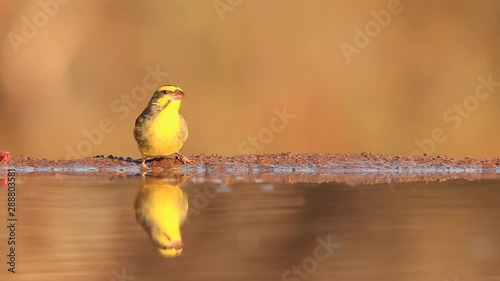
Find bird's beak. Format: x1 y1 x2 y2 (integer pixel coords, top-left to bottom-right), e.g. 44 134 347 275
169 240 184 250
171 90 185 100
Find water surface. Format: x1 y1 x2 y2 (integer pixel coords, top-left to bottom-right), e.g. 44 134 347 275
1 176 499 281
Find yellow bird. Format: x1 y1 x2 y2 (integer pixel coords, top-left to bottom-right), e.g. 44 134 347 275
134 177 188 257
133 85 190 169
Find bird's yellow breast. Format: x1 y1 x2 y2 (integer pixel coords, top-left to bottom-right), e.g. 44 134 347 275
139 101 185 157
142 184 185 238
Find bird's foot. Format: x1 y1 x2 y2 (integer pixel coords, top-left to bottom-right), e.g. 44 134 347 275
175 153 192 164
140 159 148 169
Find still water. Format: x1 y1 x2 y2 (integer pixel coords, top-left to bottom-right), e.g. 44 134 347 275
0 176 499 281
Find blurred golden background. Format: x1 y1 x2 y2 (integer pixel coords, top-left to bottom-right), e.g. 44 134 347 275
0 0 499 159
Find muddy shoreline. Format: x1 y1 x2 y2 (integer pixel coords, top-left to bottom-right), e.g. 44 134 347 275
1 153 499 184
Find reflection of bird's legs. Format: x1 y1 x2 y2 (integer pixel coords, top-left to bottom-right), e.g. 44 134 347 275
175 152 191 164
176 174 192 186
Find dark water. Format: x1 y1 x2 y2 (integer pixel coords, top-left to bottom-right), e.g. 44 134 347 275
1 176 499 281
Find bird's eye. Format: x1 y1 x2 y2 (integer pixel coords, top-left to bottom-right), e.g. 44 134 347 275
161 90 167 94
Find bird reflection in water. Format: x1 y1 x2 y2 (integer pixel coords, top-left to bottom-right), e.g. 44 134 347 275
134 176 188 257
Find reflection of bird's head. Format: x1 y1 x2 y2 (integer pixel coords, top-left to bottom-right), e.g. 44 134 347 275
134 177 188 257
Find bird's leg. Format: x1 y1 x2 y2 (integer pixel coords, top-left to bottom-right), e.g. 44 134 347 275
140 158 147 169
175 152 191 164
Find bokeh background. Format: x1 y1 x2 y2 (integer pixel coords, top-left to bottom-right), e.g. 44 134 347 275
0 0 499 159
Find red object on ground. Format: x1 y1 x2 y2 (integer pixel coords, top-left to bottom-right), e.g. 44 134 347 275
0 151 9 187
0 151 11 162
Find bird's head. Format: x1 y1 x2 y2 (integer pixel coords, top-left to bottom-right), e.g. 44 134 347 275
155 233 185 257
151 85 185 106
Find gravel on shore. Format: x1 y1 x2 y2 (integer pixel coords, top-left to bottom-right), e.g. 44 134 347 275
2 152 499 184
